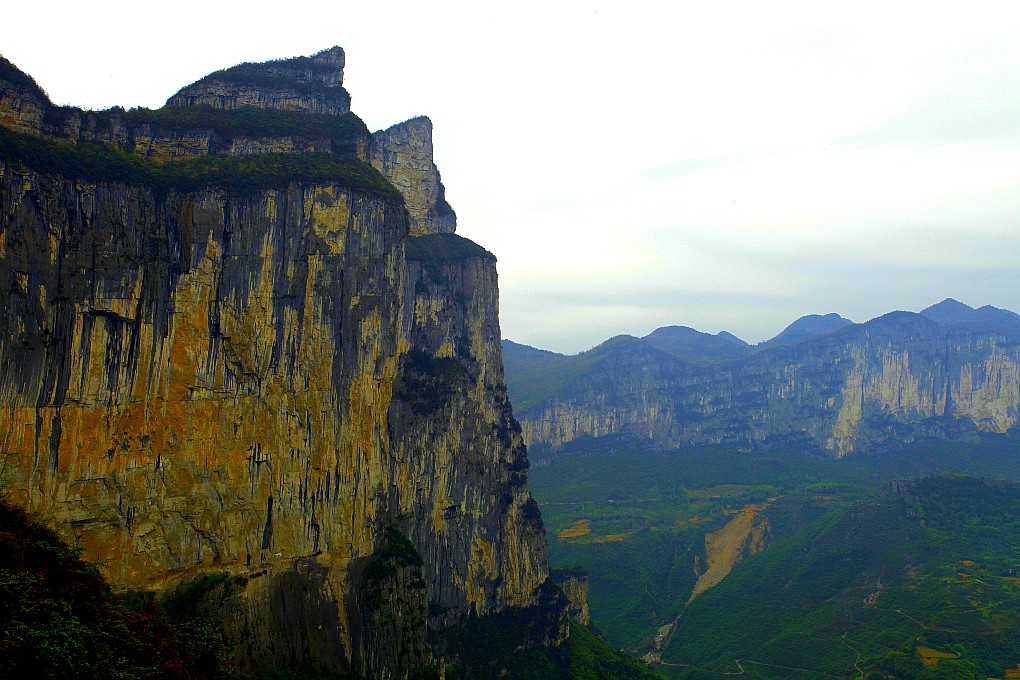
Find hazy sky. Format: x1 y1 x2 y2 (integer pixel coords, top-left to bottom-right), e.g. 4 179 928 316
3 1 1018 353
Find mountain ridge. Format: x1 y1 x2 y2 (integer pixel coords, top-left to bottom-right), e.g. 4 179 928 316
506 300 1020 456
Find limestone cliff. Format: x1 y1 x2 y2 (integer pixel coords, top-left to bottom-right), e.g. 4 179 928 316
0 49 558 678
0 49 371 163
512 310 1020 457
395 234 547 619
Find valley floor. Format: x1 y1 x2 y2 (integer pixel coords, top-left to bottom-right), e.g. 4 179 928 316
529 435 1020 679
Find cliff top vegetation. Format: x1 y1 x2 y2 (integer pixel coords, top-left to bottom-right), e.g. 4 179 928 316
0 125 399 198
123 105 368 146
169 47 350 109
0 55 48 98
406 234 494 264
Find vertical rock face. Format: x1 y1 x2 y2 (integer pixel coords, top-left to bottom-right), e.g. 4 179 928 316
394 235 548 613
0 49 553 678
371 117 457 235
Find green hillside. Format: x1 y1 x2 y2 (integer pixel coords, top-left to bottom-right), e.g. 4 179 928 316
501 338 625 411
661 474 1020 679
530 446 854 649
529 437 1020 661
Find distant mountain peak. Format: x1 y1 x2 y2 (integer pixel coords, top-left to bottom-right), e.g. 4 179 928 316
591 334 640 352
977 304 1020 322
926 297 970 310
642 325 750 364
645 325 748 345
760 312 854 349
920 298 975 322
715 330 746 345
921 299 1020 332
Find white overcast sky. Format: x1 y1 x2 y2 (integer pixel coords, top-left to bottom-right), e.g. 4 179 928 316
3 1 1018 353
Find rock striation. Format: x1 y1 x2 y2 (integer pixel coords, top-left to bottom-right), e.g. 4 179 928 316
0 49 562 678
167 47 352 115
510 304 1020 457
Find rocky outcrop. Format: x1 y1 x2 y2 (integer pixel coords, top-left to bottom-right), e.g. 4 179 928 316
513 310 1020 457
550 569 591 626
0 49 557 678
352 527 431 678
0 57 48 136
167 47 352 116
371 116 456 235
0 50 370 162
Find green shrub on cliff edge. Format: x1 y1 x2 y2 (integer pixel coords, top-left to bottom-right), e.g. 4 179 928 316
405 233 494 264
0 496 232 679
363 525 427 607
